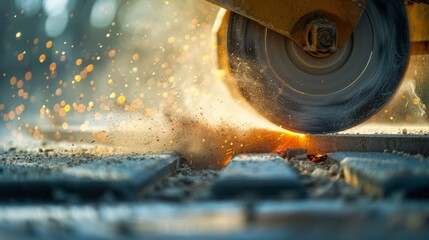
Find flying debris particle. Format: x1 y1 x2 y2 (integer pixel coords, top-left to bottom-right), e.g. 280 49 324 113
86 64 94 72
10 76 17 86
117 95 126 105
17 80 24 89
24 71 32 81
39 54 46 63
46 40 53 49
8 111 15 120
132 53 139 61
75 58 83 66
55 88 62 96
79 70 88 80
64 104 71 112
74 75 82 82
17 53 24 61
55 131 61 139
49 62 57 72
108 49 116 58
15 105 24 115
77 104 86 113
58 107 66 117
18 89 24 97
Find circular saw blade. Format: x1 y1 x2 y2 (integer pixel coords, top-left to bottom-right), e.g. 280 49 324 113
226 0 409 133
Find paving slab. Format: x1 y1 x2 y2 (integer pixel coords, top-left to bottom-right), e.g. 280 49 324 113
284 134 429 156
329 152 429 198
212 154 305 199
0 152 181 201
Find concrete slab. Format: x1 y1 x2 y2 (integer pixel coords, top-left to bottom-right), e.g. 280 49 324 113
329 152 429 198
212 154 305 199
284 134 429 156
0 152 181 201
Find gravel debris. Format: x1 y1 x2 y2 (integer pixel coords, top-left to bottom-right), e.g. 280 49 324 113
284 148 307 160
145 165 219 202
312 168 330 178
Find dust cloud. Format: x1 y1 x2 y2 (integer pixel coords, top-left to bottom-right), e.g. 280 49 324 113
91 1 299 168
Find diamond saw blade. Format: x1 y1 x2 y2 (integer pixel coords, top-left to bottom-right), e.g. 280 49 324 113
226 0 409 133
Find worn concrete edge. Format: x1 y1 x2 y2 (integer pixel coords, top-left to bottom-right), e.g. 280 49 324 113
285 134 429 156
329 152 429 197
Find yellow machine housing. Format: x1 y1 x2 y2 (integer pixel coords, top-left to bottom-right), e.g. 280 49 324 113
208 0 429 54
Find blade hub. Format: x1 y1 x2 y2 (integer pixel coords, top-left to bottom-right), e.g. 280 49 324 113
265 13 373 96
304 18 337 57
288 35 351 73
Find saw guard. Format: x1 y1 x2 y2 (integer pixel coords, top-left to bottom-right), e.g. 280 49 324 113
206 0 367 49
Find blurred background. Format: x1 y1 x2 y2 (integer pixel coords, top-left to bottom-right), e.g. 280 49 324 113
0 0 428 166
0 0 221 140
